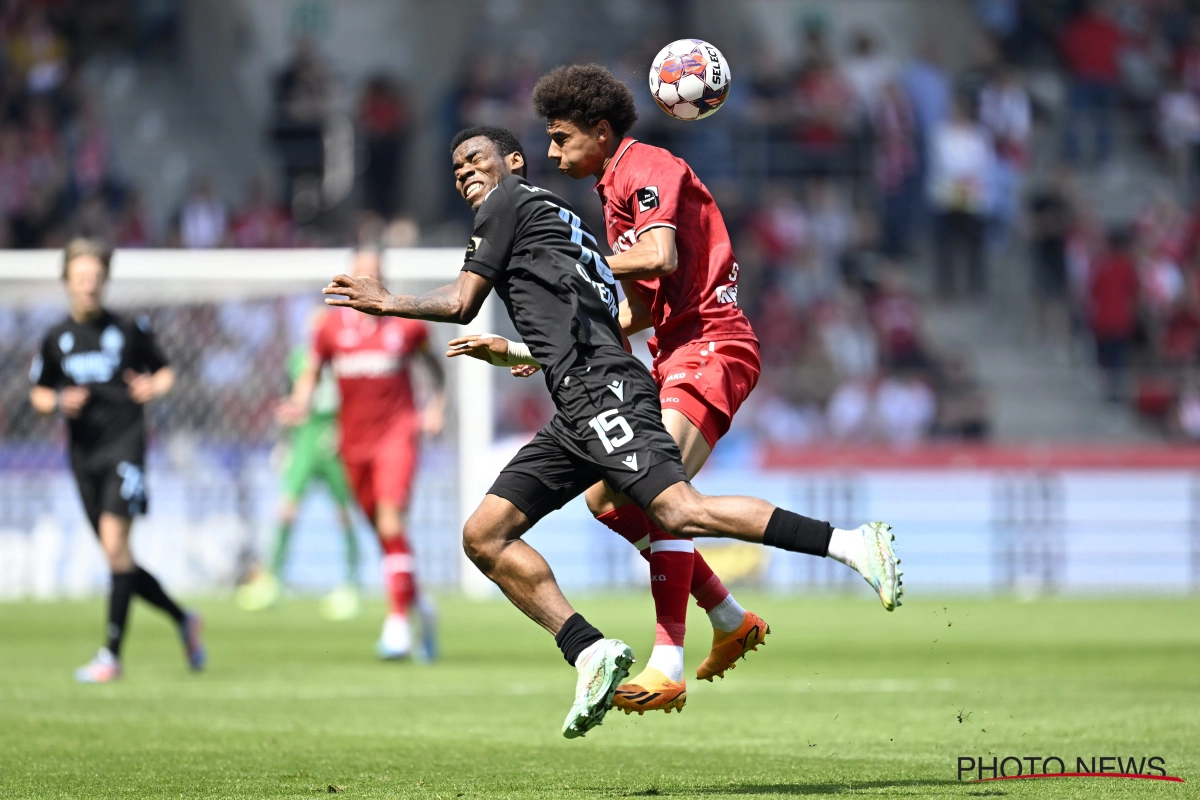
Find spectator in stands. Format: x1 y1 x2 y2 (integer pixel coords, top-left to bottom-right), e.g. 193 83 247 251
271 38 332 208
115 189 152 247
872 79 918 257
1089 226 1141 402
929 92 994 298
1026 169 1075 344
902 38 951 235
358 75 410 220
935 355 991 440
230 177 291 248
792 50 856 159
65 100 112 202
1060 0 1125 167
869 266 927 369
978 63 1031 247
175 176 227 249
6 6 68 96
875 371 937 446
1157 73 1200 192
843 29 896 118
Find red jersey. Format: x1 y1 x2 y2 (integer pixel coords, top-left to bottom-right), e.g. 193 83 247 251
594 138 757 358
312 308 428 461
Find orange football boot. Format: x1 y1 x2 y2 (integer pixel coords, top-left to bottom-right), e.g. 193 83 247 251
612 667 687 715
695 611 770 681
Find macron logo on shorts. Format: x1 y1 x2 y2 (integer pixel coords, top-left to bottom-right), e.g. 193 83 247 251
636 186 659 212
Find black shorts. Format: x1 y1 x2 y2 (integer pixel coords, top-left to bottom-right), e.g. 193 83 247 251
72 459 148 534
489 347 688 525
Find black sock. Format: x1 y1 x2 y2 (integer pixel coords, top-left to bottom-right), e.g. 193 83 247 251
763 508 833 557
107 571 136 657
133 567 186 625
554 613 604 666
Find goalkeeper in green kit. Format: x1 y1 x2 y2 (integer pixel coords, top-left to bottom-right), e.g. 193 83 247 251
238 312 362 620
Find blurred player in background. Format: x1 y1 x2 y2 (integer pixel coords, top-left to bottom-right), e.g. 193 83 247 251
29 238 205 683
237 310 362 620
279 245 445 660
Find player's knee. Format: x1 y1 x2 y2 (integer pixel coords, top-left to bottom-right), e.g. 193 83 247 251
461 515 501 572
650 503 693 538
584 483 616 517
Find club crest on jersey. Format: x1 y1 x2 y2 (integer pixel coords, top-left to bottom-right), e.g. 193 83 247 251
58 331 75 353
100 325 124 354
636 186 660 212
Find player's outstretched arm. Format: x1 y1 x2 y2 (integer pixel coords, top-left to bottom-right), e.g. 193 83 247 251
323 271 493 325
605 226 677 280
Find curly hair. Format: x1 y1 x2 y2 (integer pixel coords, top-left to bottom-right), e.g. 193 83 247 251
450 125 527 175
532 64 638 139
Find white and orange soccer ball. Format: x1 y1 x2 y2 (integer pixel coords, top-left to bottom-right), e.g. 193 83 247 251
648 39 731 121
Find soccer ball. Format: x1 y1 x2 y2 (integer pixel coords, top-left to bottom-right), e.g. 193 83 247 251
649 39 731 121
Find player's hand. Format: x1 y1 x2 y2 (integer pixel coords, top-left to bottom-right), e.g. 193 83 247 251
323 274 390 315
275 398 307 427
58 386 89 418
510 364 540 378
421 404 444 437
124 370 159 404
445 334 510 364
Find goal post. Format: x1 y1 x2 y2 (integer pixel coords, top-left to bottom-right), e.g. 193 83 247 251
0 248 496 598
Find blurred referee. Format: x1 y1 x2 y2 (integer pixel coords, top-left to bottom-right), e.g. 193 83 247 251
29 239 205 683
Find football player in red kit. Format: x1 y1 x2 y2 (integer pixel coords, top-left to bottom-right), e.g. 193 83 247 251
281 245 446 659
527 65 900 712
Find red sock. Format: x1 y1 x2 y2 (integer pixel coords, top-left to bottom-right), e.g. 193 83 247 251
648 530 694 647
690 549 732 612
380 534 416 616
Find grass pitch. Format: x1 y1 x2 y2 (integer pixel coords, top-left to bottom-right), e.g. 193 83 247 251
1 592 1197 799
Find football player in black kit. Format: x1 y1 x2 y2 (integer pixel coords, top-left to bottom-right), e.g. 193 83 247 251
322 127 898 738
29 239 206 683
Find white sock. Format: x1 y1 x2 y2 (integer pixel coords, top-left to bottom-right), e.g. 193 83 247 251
646 645 685 682
827 526 865 572
573 638 606 668
707 594 747 632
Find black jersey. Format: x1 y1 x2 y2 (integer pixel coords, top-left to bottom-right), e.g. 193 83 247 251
461 174 624 390
30 309 168 469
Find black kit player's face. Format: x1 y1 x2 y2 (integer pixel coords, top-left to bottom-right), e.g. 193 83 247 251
64 256 106 320
545 119 607 180
452 137 524 212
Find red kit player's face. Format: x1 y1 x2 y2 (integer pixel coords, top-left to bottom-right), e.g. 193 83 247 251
545 118 608 180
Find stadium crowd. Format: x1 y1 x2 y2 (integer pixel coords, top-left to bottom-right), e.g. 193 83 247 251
17 0 1200 443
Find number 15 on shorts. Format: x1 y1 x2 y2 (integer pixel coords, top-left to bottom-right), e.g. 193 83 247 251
588 409 634 453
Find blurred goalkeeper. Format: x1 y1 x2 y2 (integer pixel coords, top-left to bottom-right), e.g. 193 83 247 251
278 245 445 660
237 310 362 620
29 238 205 683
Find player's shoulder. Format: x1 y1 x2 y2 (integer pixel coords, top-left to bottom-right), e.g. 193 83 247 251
620 141 690 177
611 141 692 203
40 315 74 350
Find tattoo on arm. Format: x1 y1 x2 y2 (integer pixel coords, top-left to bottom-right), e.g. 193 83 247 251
383 287 461 321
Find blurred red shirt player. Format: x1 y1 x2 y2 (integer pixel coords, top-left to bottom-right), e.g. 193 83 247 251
283 245 445 660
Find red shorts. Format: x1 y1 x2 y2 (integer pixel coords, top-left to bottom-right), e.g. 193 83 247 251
653 339 761 449
342 418 419 521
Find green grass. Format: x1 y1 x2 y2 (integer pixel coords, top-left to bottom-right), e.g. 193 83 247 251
1 593 1197 799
